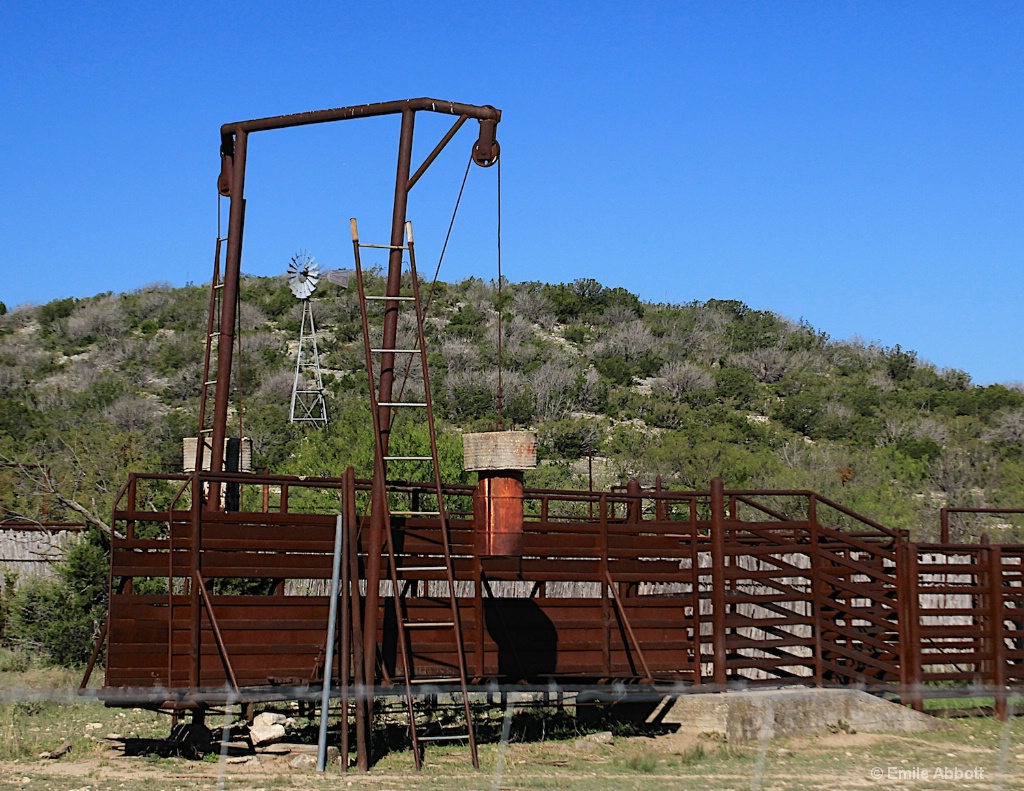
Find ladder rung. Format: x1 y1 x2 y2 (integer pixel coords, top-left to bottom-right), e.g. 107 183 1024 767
404 621 455 629
398 566 448 572
359 243 409 250
378 402 427 407
204 380 217 386
199 428 213 434
365 295 415 301
209 331 221 337
384 456 433 461
371 349 419 354
390 510 441 516
409 677 461 685
418 734 470 742
213 283 225 289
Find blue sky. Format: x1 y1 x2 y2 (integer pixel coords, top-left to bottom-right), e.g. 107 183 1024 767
2 1 1021 384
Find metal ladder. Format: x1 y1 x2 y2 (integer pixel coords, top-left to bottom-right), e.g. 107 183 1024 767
350 218 479 770
195 234 229 471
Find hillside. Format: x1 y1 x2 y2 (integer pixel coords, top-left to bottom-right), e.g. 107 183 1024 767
1 274 1023 543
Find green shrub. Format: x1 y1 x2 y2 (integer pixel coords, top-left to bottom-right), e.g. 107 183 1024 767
36 297 77 326
4 531 108 667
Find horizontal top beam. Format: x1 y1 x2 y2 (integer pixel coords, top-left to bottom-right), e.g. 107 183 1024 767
220 97 501 142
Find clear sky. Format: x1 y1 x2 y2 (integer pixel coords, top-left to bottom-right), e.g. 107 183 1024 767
2 1 1021 385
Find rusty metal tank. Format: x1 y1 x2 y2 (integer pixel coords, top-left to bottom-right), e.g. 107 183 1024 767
473 471 525 556
463 431 537 557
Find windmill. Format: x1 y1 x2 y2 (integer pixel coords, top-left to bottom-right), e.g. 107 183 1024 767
286 252 330 427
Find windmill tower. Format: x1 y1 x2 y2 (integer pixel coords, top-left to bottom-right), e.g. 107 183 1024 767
287 252 328 427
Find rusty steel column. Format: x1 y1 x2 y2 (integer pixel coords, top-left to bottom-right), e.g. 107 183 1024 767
378 108 416 450
710 477 728 687
207 128 248 501
363 108 416 689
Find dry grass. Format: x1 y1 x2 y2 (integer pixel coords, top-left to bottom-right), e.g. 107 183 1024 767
0 667 1023 790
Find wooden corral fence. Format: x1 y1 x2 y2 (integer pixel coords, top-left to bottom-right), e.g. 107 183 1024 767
0 465 88 585
85 472 1023 723
0 522 86 586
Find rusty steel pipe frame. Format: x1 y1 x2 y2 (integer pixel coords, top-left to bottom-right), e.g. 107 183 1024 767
207 98 500 490
207 98 500 732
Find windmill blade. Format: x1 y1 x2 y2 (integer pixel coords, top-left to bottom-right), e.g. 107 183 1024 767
286 252 320 299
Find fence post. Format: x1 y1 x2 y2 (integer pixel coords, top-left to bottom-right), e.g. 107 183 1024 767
986 543 1008 721
626 478 642 524
808 494 823 686
654 476 666 521
710 477 727 688
600 494 611 676
899 541 923 712
189 471 202 693
690 498 703 685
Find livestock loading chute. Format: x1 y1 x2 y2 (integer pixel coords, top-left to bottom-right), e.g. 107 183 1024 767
82 100 1024 771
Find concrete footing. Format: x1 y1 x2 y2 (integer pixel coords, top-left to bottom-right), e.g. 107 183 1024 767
653 688 941 742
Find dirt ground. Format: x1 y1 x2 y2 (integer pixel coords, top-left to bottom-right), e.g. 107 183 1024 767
3 720 1024 791
2 667 1023 791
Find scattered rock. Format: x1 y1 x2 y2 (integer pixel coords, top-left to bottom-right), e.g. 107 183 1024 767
253 712 288 728
84 723 102 731
250 723 286 746
260 743 292 755
105 733 123 741
38 741 73 760
578 731 614 745
227 755 259 765
289 753 317 769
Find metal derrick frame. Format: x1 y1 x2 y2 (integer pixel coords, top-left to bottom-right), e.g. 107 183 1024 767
205 98 501 485
202 102 502 722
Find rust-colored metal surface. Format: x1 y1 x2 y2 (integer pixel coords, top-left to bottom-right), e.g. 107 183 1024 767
90 472 1024 711
473 472 524 556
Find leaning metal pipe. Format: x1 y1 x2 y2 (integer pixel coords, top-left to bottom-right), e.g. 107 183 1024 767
208 130 248 493
317 512 345 772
